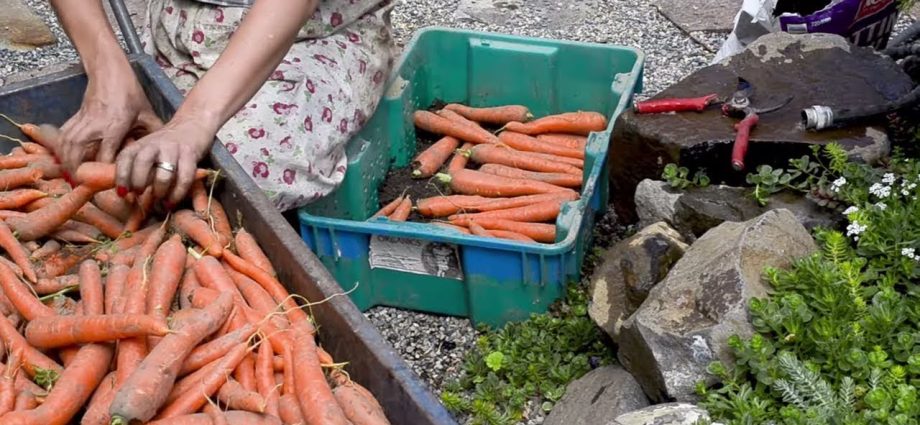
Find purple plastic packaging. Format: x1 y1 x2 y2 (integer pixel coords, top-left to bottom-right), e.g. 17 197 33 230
779 0 901 49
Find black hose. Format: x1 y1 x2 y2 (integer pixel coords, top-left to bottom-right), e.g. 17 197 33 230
882 42 920 59
888 19 920 49
803 84 920 130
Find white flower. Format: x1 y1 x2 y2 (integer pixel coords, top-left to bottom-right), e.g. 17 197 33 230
831 177 847 192
876 202 887 211
902 181 918 196
903 248 918 260
883 173 896 184
846 221 867 240
869 183 891 198
843 206 859 215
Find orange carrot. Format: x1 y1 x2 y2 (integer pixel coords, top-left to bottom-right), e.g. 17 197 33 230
282 346 296 395
413 110 500 145
147 411 282 425
498 131 584 159
256 337 280 417
0 221 36 283
17 123 59 151
449 217 556 242
172 209 223 258
81 371 117 425
24 314 170 348
0 167 42 191
443 103 532 125
18 142 50 155
38 245 92 279
502 111 607 136
109 293 234 424
79 259 104 315
93 189 133 222
0 261 53 320
279 393 306 425
536 133 588 150
478 163 582 188
146 234 187 322
34 179 71 197
105 264 129 315
412 136 460 178
52 229 99 245
6 184 96 241
432 222 472 234
527 151 584 169
234 228 276 277
0 154 49 170
0 315 62 378
463 144 582 175
217 379 266 413
191 184 233 249
468 222 493 238
292 327 349 425
371 195 404 219
436 169 576 198
388 196 412 222
153 343 251 420
124 188 154 233
0 361 16 416
13 390 37 412
448 142 474 173
234 355 258 393
180 323 257 377
416 195 492 217
74 202 125 239
0 189 47 209
29 239 60 260
74 162 213 191
485 229 537 243
32 274 78 296
221 251 310 332
332 378 391 425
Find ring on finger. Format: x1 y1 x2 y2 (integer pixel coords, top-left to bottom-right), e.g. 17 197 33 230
155 161 177 173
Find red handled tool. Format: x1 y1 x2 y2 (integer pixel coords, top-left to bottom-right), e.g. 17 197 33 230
634 94 720 114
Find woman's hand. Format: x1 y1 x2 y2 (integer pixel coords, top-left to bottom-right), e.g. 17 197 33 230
59 67 163 173
114 115 214 207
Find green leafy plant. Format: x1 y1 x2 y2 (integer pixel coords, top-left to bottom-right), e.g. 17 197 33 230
662 163 710 190
699 146 920 424
441 283 614 425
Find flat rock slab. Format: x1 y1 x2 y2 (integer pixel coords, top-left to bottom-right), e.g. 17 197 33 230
655 0 741 32
610 32 913 222
545 365 650 425
0 0 56 50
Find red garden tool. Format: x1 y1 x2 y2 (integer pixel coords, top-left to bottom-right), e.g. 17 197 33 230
634 77 792 172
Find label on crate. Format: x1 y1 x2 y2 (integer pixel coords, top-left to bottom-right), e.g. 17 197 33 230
368 235 464 280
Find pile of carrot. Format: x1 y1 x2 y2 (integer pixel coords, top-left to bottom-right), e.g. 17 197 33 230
371 103 607 244
0 118 391 425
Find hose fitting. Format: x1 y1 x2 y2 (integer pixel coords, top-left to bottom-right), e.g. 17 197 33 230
802 105 835 131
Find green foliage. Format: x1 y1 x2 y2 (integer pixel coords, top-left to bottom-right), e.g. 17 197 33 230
441 283 614 424
662 163 710 190
700 146 920 424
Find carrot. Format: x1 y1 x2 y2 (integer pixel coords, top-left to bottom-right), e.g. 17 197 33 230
173 209 223 258
0 260 53 320
109 246 138 267
166 356 221 406
30 239 60 260
193 256 248 317
413 110 500 145
6 184 97 241
528 151 584 169
32 274 79 296
449 217 556 242
109 292 234 424
205 404 229 425
432 222 472 234
502 111 607 136
25 314 170 348
190 182 233 248
0 189 47 210
146 234 187 321
18 142 50 156
464 144 582 175
388 196 412 222
415 195 492 217
282 346 296 395
0 154 50 170
217 379 265 413
447 143 474 173
81 371 117 425
498 131 584 159
79 259 104 315
292 328 349 425
256 337 280 417
235 355 258 393
147 411 283 425
153 342 251 420
124 188 154 233
16 123 59 151
483 228 536 243
450 199 565 223
113 229 162 385
1 344 113 425
473 191 580 213
38 245 92 279
468 222 493 237
93 189 133 222
74 202 124 239
13 390 37 412
227 267 290 332
105 264 129 316
221 251 310 332
412 136 460 178
279 393 306 425
536 133 588 150
52 229 99 244
21 195 53 212
178 267 200 310
371 195 403 219
234 228 276 277
435 169 576 198
443 103 532 125
0 361 16 416
0 167 42 191
0 221 36 283
180 323 257 376
0 315 62 379
73 162 213 191
332 379 391 425
34 179 71 196
482 163 580 189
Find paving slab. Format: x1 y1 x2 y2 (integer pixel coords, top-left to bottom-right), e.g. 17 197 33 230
655 0 741 32
0 0 56 50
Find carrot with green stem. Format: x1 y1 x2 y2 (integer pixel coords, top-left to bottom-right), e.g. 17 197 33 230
6 184 96 241
435 169 576 198
501 111 608 136
443 103 532 125
412 136 460 178
413 110 500 145
234 228 276 277
462 144 582 175
449 217 556 242
477 163 582 188
371 195 404 219
497 131 584 159
388 196 412 222
450 199 565 223
108 292 234 424
0 221 36 283
448 142 474 173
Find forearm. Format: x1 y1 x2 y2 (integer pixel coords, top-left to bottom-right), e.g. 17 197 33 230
174 1 319 134
49 0 131 77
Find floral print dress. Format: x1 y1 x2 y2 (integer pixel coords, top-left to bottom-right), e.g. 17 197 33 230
139 0 397 212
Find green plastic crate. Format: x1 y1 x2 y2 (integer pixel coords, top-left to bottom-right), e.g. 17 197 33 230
298 27 644 327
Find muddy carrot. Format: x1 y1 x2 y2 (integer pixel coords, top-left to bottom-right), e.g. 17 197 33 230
6 184 96 241
436 169 576 198
173 209 223 258
154 343 251 420
0 261 53 320
105 264 129 315
0 221 36 283
432 222 472 234
413 110 500 145
29 240 58 262
32 275 78 296
0 315 62 378
443 103 532 125
388 196 412 222
464 144 582 175
0 189 47 210
478 163 582 188
74 202 124 239
180 323 257 376
448 143 474 173
0 167 42 191
93 189 133 222
81 371 117 425
217 379 265 413
498 131 584 159
234 228 276 277
449 217 556 243
38 245 92 279
24 314 170 348
332 378 391 425
537 133 588 150
416 195 492 217
412 136 460 178
371 195 404 219
502 111 607 136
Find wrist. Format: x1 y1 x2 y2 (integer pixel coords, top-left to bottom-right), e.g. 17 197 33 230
80 32 132 78
169 108 221 152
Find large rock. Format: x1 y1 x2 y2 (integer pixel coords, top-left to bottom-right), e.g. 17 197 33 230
545 365 650 425
589 222 688 341
610 31 912 223
0 0 56 50
635 179 840 242
655 0 741 32
613 403 712 425
618 209 817 402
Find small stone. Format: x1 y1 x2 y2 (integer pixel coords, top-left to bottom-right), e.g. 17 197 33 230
613 403 711 425
544 365 650 425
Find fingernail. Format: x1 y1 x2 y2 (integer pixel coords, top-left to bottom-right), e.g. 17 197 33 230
116 186 128 198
